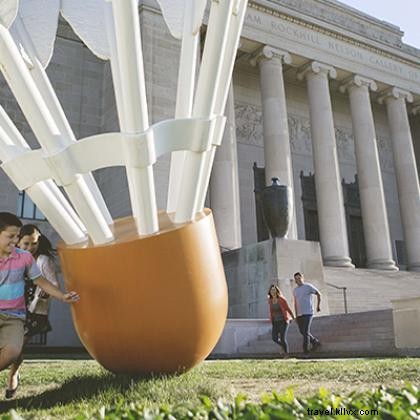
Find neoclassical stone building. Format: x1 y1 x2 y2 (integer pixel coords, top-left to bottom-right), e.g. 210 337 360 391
1 1 420 345
214 0 420 273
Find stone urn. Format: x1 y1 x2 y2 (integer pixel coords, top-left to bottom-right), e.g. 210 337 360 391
261 177 292 238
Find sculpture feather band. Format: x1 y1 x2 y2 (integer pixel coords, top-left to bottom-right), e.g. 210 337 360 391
1 116 226 201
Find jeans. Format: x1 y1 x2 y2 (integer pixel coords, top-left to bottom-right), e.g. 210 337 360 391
271 320 289 353
296 315 319 353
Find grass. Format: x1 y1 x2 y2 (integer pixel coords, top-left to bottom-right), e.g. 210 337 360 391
0 358 419 418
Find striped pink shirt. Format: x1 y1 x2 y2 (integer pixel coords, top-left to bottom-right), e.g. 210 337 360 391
0 248 41 319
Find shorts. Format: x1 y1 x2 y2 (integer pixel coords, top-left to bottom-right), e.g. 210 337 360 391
0 313 25 351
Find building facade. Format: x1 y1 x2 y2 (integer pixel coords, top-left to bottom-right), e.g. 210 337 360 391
0 0 420 345
219 0 420 272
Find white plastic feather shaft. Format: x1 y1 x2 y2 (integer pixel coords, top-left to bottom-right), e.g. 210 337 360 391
167 0 199 213
196 0 248 211
174 0 237 223
108 0 158 235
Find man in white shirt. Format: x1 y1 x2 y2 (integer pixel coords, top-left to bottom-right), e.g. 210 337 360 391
292 272 321 355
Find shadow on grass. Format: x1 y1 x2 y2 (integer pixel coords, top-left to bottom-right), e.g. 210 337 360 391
0 372 148 413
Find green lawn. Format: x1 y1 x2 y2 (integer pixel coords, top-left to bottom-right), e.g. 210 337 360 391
0 358 419 418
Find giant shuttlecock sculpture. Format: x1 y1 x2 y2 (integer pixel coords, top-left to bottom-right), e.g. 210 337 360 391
0 0 248 374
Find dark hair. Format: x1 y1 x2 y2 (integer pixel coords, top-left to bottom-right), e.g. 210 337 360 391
34 235 55 259
0 212 22 231
18 224 55 259
18 224 41 241
293 272 302 278
267 284 281 299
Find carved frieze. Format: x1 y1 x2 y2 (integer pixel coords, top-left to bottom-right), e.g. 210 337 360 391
288 115 312 154
377 136 394 172
234 106 394 172
234 104 263 146
335 127 355 163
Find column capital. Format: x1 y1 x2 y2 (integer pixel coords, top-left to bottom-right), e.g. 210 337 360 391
378 87 413 105
339 75 377 94
250 45 292 67
297 61 336 81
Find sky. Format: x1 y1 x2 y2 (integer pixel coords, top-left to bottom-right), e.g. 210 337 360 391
337 0 420 49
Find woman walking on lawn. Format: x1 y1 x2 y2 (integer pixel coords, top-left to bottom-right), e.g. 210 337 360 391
6 225 60 399
268 284 295 358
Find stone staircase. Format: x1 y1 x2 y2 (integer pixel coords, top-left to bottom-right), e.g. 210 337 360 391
325 268 420 314
236 309 398 358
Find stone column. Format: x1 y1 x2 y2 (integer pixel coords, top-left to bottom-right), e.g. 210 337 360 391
251 45 297 239
297 61 353 267
379 88 420 271
340 76 397 270
210 85 242 250
412 104 420 178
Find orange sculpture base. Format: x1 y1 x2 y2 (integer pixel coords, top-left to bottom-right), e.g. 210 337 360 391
58 209 227 374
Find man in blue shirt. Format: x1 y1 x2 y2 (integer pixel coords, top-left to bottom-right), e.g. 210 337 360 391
293 272 321 355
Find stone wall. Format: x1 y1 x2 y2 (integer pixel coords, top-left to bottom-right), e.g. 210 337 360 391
223 237 329 318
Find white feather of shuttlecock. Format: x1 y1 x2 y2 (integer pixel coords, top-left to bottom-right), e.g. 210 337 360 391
61 0 111 60
8 11 112 232
0 0 113 244
10 2 112 230
10 0 59 67
11 0 156 235
0 0 159 241
10 0 112 67
0 0 18 28
8 0 139 67
156 0 207 39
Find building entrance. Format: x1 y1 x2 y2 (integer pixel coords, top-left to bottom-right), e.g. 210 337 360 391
300 172 367 268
